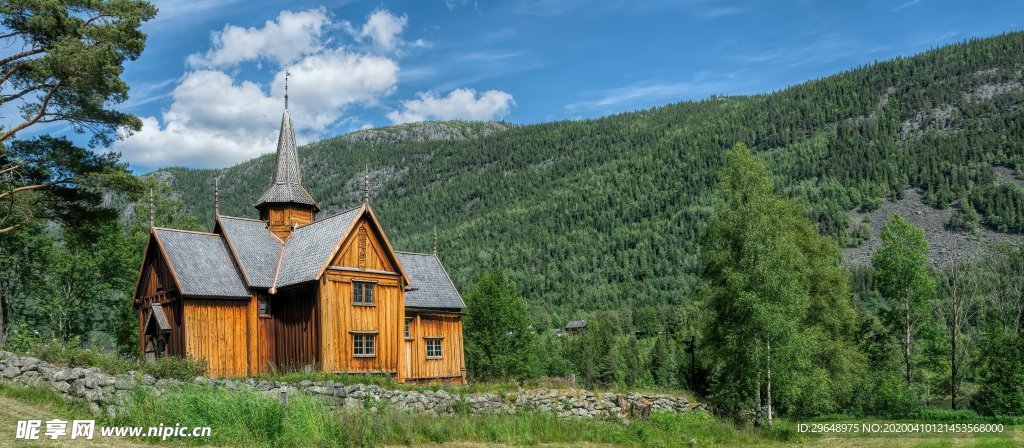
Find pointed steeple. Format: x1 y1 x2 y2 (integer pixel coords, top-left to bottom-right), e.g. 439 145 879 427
254 108 319 211
254 81 319 239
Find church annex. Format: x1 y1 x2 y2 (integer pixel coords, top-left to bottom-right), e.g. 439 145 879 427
132 101 466 383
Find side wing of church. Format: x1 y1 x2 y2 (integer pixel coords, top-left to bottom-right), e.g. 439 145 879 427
132 105 466 384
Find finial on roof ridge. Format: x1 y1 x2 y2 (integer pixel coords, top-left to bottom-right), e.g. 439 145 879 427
284 70 290 110
363 165 370 204
433 226 438 255
149 187 155 228
214 177 220 217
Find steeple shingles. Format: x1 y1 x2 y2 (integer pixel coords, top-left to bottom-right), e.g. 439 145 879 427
254 109 319 210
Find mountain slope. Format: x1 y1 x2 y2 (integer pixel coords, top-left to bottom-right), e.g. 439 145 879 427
160 32 1024 318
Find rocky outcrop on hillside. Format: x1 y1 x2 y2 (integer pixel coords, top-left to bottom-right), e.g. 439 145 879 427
339 121 511 145
843 189 1020 266
0 352 702 420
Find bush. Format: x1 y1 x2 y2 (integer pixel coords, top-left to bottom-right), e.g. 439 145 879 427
861 372 921 418
140 356 207 381
971 329 1024 417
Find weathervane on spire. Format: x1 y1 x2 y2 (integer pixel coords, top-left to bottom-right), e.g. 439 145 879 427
284 70 291 109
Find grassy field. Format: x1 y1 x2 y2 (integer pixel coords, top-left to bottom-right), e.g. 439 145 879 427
0 382 1020 447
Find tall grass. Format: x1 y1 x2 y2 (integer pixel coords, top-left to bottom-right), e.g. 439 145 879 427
103 383 796 447
21 342 206 380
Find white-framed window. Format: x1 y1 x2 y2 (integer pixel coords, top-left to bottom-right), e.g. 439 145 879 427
352 281 375 305
425 338 442 359
404 318 412 339
353 334 376 357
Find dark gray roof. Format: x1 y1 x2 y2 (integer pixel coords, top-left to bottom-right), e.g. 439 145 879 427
397 252 465 309
218 216 282 288
149 303 171 332
275 207 361 287
255 110 318 210
565 319 588 330
154 229 250 298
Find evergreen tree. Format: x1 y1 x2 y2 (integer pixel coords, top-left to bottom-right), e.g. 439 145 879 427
464 269 539 381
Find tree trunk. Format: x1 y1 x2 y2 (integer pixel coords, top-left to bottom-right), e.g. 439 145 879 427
755 377 762 426
904 296 913 387
950 329 958 409
766 340 773 425
0 294 7 349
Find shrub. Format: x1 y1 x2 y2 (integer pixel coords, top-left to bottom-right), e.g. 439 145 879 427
140 356 207 381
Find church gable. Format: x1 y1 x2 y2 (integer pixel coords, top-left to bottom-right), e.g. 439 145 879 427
332 216 398 273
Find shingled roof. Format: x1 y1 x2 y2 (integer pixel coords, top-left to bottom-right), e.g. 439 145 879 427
275 206 362 287
154 228 249 298
254 109 318 210
217 216 282 288
398 252 466 310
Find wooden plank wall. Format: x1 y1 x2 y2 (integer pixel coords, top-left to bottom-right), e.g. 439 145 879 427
183 299 250 377
319 216 405 375
319 272 402 374
405 312 465 383
271 285 319 370
136 242 185 357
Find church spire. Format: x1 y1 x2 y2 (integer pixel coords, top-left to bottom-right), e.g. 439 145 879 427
253 75 319 239
253 79 318 213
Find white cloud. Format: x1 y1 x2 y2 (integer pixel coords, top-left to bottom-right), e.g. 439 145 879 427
344 9 427 54
115 51 399 169
387 88 515 124
188 8 329 68
275 50 399 130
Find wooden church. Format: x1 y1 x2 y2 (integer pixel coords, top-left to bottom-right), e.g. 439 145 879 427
132 98 466 384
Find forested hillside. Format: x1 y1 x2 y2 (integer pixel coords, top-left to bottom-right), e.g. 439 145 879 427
162 32 1024 321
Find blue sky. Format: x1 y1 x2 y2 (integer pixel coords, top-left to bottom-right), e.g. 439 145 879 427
106 0 1022 171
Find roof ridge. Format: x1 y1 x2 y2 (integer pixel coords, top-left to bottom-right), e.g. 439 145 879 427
219 215 265 223
395 250 437 256
297 204 361 228
154 227 220 237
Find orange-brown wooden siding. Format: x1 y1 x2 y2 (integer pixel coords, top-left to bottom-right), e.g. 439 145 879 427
135 239 185 357
404 312 465 383
331 218 397 272
319 271 403 374
183 299 251 377
265 206 315 240
269 285 319 370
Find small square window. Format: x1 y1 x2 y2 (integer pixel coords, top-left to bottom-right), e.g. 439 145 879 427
353 281 375 305
353 334 376 357
426 339 442 359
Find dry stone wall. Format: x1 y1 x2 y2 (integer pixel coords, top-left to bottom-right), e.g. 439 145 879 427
0 352 703 419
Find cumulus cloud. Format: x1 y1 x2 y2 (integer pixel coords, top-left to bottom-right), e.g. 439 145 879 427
344 9 426 54
387 88 514 124
113 7 511 169
188 8 329 68
115 52 400 169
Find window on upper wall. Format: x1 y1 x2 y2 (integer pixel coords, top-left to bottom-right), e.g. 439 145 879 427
353 334 376 357
426 339 442 359
352 281 375 305
404 319 412 339
258 296 271 317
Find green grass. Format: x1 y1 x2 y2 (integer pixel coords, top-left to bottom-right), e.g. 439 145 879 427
18 342 207 381
2 381 1019 447
0 381 794 447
